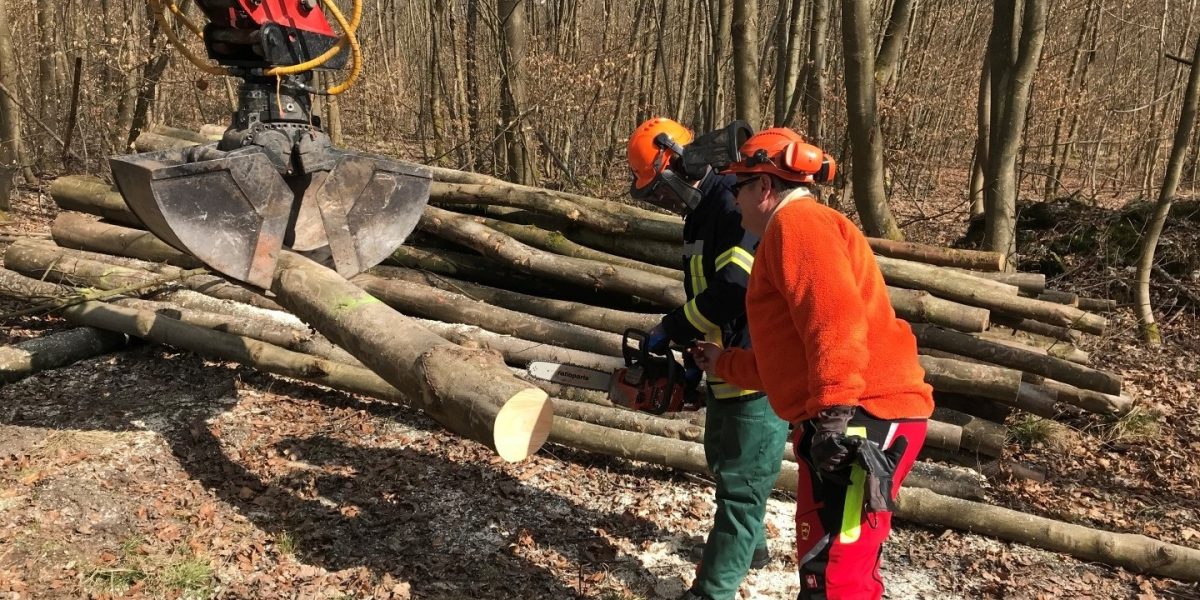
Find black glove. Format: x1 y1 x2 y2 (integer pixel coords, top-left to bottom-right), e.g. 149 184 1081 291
857 436 909 513
646 323 671 355
808 406 856 474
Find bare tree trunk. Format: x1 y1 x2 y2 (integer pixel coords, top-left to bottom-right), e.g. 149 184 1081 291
426 0 447 163
1044 0 1098 201
465 0 483 170
447 2 473 167
841 0 903 240
128 2 175 149
731 0 761 127
774 0 806 126
971 59 991 219
874 0 915 90
798 0 832 141
984 0 1047 262
1135 34 1200 346
324 78 345 146
674 0 698 120
706 0 733 131
0 0 20 211
110 6 143 153
498 0 538 185
36 0 61 130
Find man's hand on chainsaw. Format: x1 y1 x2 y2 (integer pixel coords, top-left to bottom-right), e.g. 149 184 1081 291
688 341 723 376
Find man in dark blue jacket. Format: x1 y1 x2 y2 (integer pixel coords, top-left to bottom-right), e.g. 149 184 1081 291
626 118 790 600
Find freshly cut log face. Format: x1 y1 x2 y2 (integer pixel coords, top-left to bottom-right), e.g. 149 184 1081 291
270 251 555 462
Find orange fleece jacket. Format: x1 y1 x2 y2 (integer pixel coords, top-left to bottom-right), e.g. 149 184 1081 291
714 197 934 424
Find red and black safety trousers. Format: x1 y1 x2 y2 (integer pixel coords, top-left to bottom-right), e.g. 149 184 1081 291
792 407 927 600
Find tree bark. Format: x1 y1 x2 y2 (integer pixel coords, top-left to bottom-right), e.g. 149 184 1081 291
472 215 682 280
1136 34 1200 346
431 182 681 241
897 487 1200 582
127 3 173 148
975 330 1089 365
0 0 22 210
984 0 1047 260
0 327 130 384
841 0 903 240
874 0 915 90
419 206 685 307
774 0 805 126
799 0 832 141
949 268 1046 295
932 406 1007 457
731 0 761 127
351 271 624 356
112 296 358 366
912 324 1121 396
868 238 1006 271
1026 375 1133 416
918 354 1021 407
0 270 378 387
49 175 143 227
23 235 281 311
424 319 625 374
887 287 990 333
52 212 199 267
877 256 1107 334
389 245 611 303
270 251 552 462
372 265 658 334
497 0 538 185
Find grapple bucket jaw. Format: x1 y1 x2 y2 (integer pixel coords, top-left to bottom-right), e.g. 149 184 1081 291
109 144 431 288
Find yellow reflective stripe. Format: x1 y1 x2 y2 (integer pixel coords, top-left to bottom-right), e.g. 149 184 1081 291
708 381 760 399
716 246 755 274
839 426 868 543
683 299 719 334
685 253 717 337
690 255 707 295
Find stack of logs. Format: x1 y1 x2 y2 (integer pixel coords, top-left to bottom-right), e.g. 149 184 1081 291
1 124 1196 582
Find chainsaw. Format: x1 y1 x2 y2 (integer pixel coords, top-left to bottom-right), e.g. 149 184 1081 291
528 329 703 415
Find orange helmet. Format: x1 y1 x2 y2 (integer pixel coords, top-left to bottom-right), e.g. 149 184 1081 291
627 118 694 196
722 127 836 184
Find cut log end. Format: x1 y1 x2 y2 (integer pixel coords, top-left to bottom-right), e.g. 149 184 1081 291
493 387 554 462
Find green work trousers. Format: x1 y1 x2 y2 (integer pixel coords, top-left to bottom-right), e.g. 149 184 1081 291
692 392 789 600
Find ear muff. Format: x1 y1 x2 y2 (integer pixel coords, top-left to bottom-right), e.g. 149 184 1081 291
783 142 824 174
814 154 837 184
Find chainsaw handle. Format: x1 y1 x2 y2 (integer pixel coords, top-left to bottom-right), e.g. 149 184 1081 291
622 328 651 367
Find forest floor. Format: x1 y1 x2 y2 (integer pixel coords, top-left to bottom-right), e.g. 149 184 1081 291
2 174 1200 599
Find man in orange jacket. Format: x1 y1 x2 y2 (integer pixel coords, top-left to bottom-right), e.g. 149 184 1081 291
691 127 934 600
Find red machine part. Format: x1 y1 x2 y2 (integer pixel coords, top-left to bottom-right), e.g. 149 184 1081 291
209 0 335 36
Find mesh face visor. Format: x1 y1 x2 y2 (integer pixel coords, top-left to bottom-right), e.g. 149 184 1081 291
679 120 754 179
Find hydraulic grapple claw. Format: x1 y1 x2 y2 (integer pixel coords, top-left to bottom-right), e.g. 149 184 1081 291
109 143 431 288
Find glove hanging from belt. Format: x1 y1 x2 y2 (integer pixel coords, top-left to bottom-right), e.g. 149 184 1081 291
807 406 910 513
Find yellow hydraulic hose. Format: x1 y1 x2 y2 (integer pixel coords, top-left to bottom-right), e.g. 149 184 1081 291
313 0 363 95
165 0 205 38
265 0 362 76
148 0 231 77
152 0 364 95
